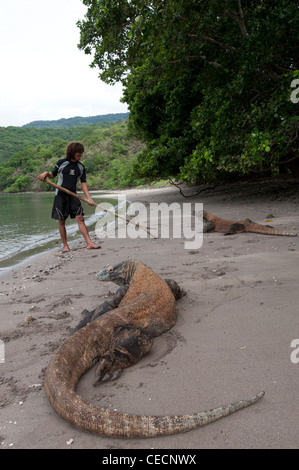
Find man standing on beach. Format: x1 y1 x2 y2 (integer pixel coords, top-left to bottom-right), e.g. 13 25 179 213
38 142 101 252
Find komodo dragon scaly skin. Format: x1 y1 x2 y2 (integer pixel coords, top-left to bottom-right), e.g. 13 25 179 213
44 260 264 438
203 210 297 236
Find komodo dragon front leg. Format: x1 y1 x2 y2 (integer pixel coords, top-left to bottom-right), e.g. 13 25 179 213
75 285 129 330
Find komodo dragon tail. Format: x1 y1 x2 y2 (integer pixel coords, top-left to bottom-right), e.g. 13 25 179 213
44 320 265 438
45 349 265 438
243 222 297 236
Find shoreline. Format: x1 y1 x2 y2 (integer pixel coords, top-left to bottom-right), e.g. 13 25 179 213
0 189 130 276
0 185 176 277
0 180 299 449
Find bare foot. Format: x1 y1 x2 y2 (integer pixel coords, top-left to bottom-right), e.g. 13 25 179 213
87 243 101 250
61 246 70 253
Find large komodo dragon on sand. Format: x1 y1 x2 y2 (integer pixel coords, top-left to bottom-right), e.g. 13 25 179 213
44 260 265 438
203 210 297 236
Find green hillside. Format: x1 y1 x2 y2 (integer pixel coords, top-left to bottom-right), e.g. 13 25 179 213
0 122 115 162
0 120 147 193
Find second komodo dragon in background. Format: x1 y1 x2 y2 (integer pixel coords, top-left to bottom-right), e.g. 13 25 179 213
203 210 297 236
44 260 264 438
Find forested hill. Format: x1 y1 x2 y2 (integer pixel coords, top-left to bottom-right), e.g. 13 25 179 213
0 120 147 193
0 114 129 161
22 112 129 129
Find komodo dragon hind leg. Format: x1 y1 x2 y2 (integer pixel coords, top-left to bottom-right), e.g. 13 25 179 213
224 223 244 235
203 221 215 233
93 325 154 386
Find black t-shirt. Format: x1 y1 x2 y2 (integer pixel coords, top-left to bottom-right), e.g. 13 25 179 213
52 159 87 194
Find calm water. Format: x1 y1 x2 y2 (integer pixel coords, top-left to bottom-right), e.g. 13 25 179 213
0 192 120 274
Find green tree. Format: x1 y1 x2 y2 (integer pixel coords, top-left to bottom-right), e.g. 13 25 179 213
0 166 15 191
78 0 298 182
4 174 32 193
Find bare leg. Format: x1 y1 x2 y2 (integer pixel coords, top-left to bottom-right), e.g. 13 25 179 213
58 220 70 252
76 215 101 249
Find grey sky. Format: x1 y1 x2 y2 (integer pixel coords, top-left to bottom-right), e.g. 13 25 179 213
0 0 128 127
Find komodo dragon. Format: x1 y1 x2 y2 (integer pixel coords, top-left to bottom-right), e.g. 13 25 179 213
203 210 297 236
44 260 264 438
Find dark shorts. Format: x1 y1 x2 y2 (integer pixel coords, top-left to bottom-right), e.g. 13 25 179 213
51 192 84 220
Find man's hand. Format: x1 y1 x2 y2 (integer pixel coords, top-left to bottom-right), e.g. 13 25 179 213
86 197 96 206
37 172 53 181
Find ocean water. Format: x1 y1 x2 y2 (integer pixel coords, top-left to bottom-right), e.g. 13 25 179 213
0 192 120 274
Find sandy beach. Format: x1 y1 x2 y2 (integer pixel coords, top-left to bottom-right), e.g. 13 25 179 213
0 179 299 449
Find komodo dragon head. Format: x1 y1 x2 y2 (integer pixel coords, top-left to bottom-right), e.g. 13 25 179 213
97 260 183 299
97 260 139 285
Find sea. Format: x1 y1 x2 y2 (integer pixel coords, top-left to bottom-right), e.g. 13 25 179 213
0 192 121 276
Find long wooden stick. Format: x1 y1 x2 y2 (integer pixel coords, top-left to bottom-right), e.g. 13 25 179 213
43 179 155 238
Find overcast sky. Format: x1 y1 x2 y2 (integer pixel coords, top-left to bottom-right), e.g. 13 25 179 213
0 0 128 127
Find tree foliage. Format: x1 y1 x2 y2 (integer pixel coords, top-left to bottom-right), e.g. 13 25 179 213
78 0 298 182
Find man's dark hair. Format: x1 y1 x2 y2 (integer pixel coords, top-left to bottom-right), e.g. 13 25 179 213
66 142 84 160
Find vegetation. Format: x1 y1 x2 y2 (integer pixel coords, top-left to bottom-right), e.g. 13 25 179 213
0 120 146 193
2 2 297 193
0 114 128 161
22 112 129 129
78 0 298 183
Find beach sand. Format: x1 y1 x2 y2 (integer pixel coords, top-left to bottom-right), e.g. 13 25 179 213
0 179 299 449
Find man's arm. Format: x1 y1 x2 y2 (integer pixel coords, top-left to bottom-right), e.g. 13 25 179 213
81 182 96 205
